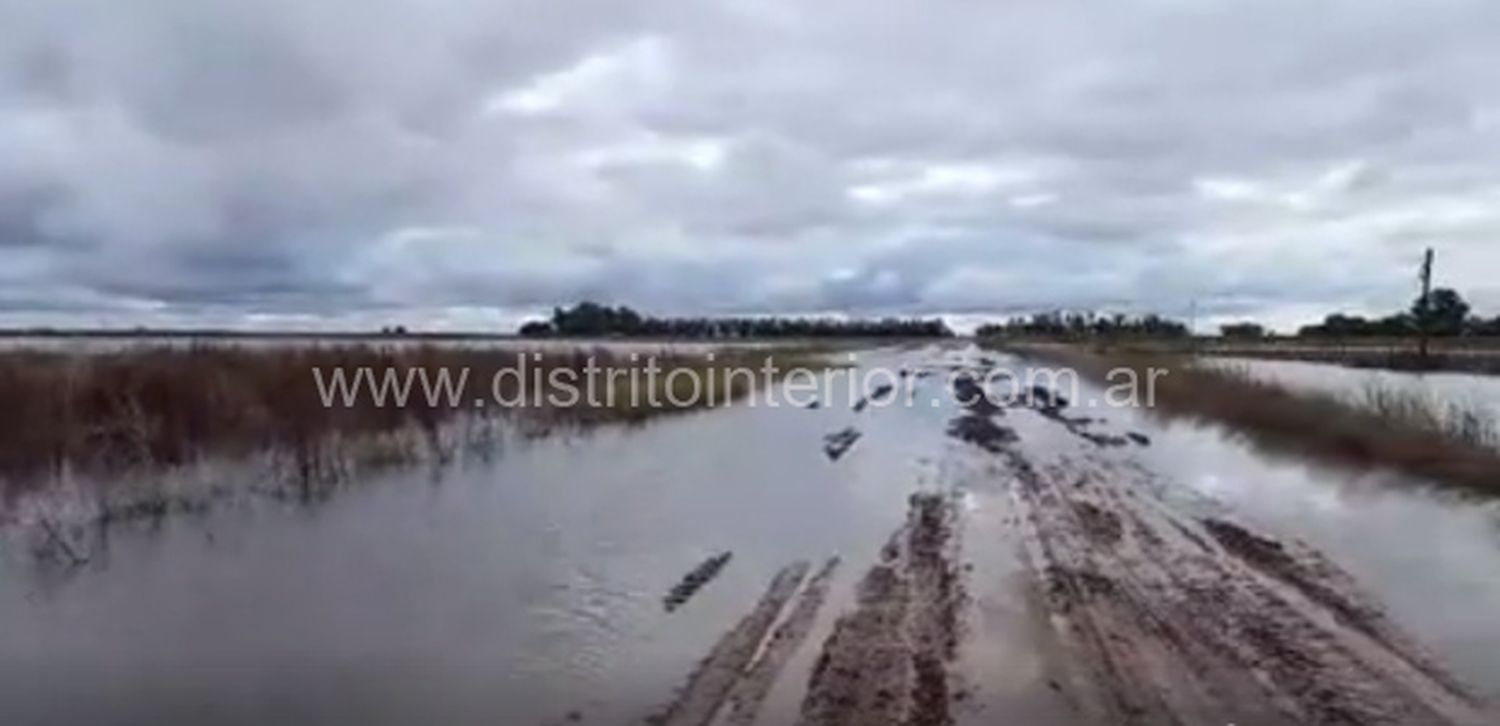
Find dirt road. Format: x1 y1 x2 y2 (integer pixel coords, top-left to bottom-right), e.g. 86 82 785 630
646 347 1489 725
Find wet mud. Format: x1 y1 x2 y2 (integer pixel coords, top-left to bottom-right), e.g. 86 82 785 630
1018 385 1151 450
823 427 863 461
722 557 842 725
950 374 1004 417
665 552 733 612
647 562 810 725
648 557 843 726
799 492 966 726
561 351 1492 724
8 345 1498 726
1002 448 1481 725
945 415 1018 453
853 384 897 413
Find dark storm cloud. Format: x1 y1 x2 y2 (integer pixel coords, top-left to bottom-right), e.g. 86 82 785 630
3 0 1500 330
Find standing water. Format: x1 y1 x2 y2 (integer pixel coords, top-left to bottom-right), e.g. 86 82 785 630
2 344 1498 724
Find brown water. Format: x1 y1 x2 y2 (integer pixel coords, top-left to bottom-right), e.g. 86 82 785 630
3 344 1499 724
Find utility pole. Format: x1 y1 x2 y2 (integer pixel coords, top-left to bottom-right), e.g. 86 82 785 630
1418 247 1434 363
1188 298 1198 354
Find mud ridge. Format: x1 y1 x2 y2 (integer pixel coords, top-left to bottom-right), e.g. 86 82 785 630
950 373 1003 417
1201 517 1469 695
665 552 733 612
648 562 809 726
852 384 897 413
823 427 862 461
799 492 965 725
1000 449 1480 725
722 557 843 725
945 414 1018 453
1014 387 1151 450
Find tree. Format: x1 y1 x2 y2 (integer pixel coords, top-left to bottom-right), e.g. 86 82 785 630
518 320 553 337
1220 322 1265 339
523 301 953 338
1412 287 1470 337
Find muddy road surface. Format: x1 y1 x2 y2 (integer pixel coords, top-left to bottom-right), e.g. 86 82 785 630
638 346 1490 725
3 344 1500 725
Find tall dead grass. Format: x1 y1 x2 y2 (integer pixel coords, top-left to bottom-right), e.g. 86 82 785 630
1014 345 1500 496
0 343 834 499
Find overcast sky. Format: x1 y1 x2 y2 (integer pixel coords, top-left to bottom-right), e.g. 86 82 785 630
3 0 1500 332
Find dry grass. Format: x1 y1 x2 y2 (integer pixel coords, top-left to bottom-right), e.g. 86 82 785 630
0 343 837 500
1013 344 1500 496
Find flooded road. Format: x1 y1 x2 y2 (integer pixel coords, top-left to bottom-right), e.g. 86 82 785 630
3 344 1499 724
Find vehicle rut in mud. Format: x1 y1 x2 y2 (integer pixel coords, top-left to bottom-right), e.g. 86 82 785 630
651 349 1489 725
798 492 966 726
986 421 1481 724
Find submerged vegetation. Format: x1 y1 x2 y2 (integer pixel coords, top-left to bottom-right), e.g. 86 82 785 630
1011 344 1500 497
0 342 835 503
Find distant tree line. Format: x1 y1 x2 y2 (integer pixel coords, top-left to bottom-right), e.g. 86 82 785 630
1219 322 1267 339
1297 288 1500 337
974 311 1189 339
518 301 954 338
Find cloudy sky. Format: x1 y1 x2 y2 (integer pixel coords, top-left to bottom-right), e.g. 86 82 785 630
3 0 1500 332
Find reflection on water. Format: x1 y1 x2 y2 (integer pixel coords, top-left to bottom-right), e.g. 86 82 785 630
2 345 1500 723
1204 355 1500 421
0 348 948 725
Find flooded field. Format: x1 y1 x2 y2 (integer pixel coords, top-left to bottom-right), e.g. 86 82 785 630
3 344 1500 724
1205 355 1500 422
0 334 780 355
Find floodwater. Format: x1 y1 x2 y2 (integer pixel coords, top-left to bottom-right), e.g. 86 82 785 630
0 334 779 354
2 344 1499 724
1205 355 1500 421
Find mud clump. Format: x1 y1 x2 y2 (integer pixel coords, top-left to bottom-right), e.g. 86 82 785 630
853 383 897 413
1026 385 1069 410
1202 518 1295 573
1127 432 1151 446
945 414 1018 453
664 552 732 612
822 427 862 461
1042 564 1118 614
1073 501 1124 546
1079 431 1131 448
950 374 1003 416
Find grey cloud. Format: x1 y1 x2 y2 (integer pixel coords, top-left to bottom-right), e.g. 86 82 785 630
3 0 1500 330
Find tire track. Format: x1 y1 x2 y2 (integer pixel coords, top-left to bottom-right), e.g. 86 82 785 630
648 562 809 726
722 557 842 725
799 493 965 726
1000 445 1482 725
